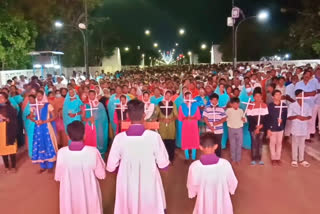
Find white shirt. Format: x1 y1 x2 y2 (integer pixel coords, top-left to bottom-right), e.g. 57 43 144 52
288 101 312 136
294 79 317 107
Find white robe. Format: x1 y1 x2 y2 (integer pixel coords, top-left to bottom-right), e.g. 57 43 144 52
54 146 106 214
187 158 238 214
107 130 170 214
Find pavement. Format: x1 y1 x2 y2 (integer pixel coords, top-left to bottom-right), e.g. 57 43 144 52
1 141 320 214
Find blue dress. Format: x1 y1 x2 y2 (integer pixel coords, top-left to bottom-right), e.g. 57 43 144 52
31 103 57 168
150 96 163 105
239 88 254 149
174 94 184 148
62 92 83 130
107 94 130 135
23 103 35 158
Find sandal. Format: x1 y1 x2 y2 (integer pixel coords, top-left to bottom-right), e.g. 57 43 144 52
300 161 310 168
291 161 298 167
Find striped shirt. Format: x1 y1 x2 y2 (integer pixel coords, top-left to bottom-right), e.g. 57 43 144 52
203 105 226 134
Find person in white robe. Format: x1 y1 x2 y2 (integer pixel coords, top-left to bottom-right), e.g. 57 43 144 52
187 133 238 214
55 121 106 214
107 99 170 214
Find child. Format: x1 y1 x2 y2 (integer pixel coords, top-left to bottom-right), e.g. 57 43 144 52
266 90 287 166
187 133 238 214
156 90 178 162
287 89 311 168
55 121 106 214
178 91 201 162
247 87 269 165
226 97 245 164
203 93 227 157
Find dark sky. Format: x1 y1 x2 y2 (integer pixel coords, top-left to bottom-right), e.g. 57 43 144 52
93 0 298 52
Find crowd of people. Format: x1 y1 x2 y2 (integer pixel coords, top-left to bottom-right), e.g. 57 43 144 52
0 62 319 213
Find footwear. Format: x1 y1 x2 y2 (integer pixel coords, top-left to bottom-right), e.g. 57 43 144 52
9 168 17 173
184 160 190 165
300 161 311 168
251 161 257 165
291 161 298 167
47 169 54 174
259 161 264 165
271 160 277 166
39 169 47 174
305 139 312 143
277 160 282 166
1 168 9 174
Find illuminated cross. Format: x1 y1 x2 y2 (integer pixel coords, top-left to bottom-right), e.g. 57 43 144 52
296 91 311 116
160 100 174 127
29 99 44 121
275 100 288 126
184 95 197 117
115 102 128 121
85 101 98 129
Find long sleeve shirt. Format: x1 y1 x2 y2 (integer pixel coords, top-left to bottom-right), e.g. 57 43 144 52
266 102 287 132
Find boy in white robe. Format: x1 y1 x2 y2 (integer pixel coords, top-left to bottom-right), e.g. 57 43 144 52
187 133 238 214
107 99 170 214
55 121 106 214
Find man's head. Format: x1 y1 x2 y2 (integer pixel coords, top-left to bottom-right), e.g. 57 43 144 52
230 97 240 109
143 91 150 102
272 89 282 102
253 87 262 102
127 99 145 122
164 90 172 101
199 133 219 155
67 121 85 141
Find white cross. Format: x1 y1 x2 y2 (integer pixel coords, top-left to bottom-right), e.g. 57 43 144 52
184 95 197 117
241 97 255 116
275 100 288 126
29 99 44 121
257 104 262 126
85 101 98 129
296 92 311 116
160 100 174 127
115 102 128 121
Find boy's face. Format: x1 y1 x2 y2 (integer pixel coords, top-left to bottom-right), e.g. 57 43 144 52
211 98 218 106
273 92 281 101
254 93 262 102
231 102 239 109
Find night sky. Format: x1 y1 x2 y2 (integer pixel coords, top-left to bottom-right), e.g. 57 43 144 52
93 0 297 52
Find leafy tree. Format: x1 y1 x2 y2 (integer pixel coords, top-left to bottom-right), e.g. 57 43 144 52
0 9 37 70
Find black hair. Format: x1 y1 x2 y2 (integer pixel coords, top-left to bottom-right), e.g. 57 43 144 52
48 91 53 97
67 121 85 141
143 91 150 96
272 89 282 96
230 97 240 104
89 89 96 94
233 87 240 92
209 93 219 100
253 87 262 96
295 89 303 97
184 91 192 97
28 94 36 99
200 132 218 148
37 90 44 95
0 91 9 100
120 95 127 100
127 99 144 121
165 90 172 96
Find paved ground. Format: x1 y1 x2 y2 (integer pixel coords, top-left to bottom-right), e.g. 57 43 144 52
1 141 320 214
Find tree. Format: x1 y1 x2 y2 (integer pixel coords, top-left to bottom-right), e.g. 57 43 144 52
286 1 320 59
0 9 37 70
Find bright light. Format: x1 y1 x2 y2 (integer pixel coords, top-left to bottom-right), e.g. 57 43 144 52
145 29 151 36
153 43 158 48
142 54 145 58
124 47 129 52
201 44 207 50
188 51 192 56
175 43 179 47
158 50 161 53
54 21 63 28
179 28 185 35
172 49 175 52
257 10 269 21
33 64 42 68
78 23 86 30
285 53 290 59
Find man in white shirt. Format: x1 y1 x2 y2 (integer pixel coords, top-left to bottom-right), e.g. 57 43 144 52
55 77 67 90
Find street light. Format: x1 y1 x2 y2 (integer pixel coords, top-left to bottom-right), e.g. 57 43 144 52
234 10 270 67
175 43 179 47
54 21 88 77
153 43 158 48
188 51 192 64
124 47 129 52
285 53 290 59
145 29 151 36
179 28 185 35
201 44 207 50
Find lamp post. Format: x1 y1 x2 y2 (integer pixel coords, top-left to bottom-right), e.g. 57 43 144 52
142 54 145 67
234 10 269 67
54 21 87 76
188 51 192 64
145 29 151 36
179 28 185 36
